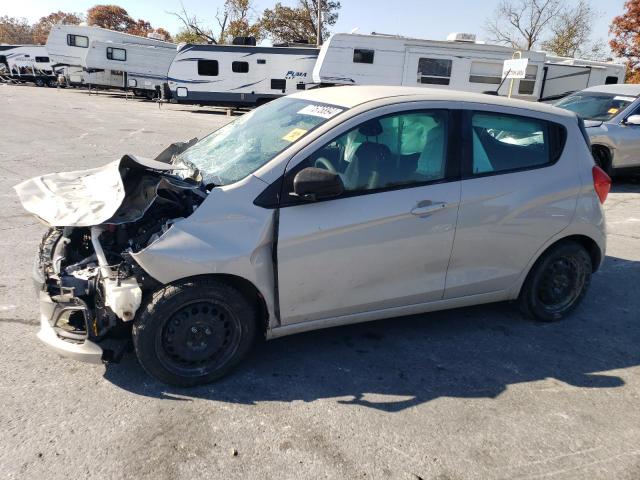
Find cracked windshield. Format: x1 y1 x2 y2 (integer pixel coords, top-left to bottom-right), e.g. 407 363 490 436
174 98 345 186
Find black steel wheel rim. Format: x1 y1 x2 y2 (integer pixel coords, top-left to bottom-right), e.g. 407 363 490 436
155 300 241 378
536 256 584 314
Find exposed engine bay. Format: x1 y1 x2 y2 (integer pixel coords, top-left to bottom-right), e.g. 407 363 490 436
17 139 207 354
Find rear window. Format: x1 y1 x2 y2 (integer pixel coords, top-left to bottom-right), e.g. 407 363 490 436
470 112 566 176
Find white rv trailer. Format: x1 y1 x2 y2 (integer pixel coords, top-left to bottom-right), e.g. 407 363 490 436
167 43 319 106
540 55 626 101
0 45 59 86
312 33 547 100
85 40 177 97
46 24 175 92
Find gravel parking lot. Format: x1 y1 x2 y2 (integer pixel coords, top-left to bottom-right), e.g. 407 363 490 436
1 84 639 480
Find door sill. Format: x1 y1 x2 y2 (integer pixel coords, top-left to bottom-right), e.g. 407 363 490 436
266 290 507 339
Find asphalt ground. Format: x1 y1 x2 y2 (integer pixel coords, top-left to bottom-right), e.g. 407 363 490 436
1 84 639 480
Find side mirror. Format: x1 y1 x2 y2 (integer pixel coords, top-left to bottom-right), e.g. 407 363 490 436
625 115 640 126
293 167 344 202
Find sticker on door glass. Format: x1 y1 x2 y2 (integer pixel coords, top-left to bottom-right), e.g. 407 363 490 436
297 104 344 119
282 128 308 142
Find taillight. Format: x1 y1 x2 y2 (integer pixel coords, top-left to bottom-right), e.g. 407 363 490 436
592 166 611 204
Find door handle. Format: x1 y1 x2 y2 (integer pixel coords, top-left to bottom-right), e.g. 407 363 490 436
410 200 447 216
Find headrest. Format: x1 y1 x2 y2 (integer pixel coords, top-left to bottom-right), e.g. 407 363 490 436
358 119 383 137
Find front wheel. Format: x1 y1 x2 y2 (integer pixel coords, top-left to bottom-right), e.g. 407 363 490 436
34 77 45 87
518 241 592 322
132 279 257 386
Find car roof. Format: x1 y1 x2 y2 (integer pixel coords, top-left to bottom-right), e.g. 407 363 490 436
581 84 640 96
290 85 575 118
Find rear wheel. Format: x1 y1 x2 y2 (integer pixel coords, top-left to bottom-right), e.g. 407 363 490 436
518 241 592 322
132 279 257 386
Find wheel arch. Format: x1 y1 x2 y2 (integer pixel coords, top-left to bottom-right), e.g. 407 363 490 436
591 143 613 171
166 273 270 336
514 233 603 298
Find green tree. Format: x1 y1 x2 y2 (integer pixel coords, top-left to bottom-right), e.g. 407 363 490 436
261 0 341 44
174 28 204 44
541 1 601 59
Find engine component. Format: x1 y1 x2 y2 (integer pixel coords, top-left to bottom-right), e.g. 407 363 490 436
103 277 142 322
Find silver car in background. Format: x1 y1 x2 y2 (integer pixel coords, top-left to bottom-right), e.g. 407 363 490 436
555 84 640 175
16 86 611 386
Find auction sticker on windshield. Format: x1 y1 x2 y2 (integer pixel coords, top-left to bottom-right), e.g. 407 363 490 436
614 96 636 103
297 104 344 119
282 128 308 142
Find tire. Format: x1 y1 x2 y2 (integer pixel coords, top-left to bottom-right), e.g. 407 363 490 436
132 278 257 386
46 78 57 88
34 78 45 87
518 241 592 322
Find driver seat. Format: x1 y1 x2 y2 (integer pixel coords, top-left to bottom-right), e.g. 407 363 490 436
344 120 391 190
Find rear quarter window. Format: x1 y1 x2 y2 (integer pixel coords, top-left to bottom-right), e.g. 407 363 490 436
469 111 567 176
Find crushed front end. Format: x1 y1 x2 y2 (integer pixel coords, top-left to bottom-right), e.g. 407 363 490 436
20 143 206 363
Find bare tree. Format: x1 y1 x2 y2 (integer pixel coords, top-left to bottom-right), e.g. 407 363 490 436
485 0 563 50
169 0 263 44
169 2 218 44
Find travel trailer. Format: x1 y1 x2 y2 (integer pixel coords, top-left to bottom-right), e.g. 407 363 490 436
0 45 59 86
85 40 177 98
167 43 319 106
541 55 626 101
313 33 625 101
312 33 547 100
46 24 175 93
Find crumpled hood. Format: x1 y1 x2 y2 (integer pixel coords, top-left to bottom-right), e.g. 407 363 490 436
14 139 199 227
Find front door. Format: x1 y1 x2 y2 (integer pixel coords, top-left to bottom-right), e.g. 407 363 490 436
276 108 461 325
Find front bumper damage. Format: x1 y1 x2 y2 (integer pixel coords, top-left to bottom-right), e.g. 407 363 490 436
32 251 103 363
19 140 203 364
36 290 104 364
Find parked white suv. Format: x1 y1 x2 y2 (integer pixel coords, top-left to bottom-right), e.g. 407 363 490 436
16 86 611 386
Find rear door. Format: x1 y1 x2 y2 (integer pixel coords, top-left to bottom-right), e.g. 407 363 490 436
444 107 579 299
276 105 462 325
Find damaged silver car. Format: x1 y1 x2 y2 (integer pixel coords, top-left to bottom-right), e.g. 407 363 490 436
16 86 609 386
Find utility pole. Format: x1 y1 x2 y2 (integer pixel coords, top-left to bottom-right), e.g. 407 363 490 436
316 0 322 46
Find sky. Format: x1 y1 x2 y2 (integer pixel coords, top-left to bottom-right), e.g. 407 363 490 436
1 0 626 51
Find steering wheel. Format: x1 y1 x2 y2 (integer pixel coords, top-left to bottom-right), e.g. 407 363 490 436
314 157 337 173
